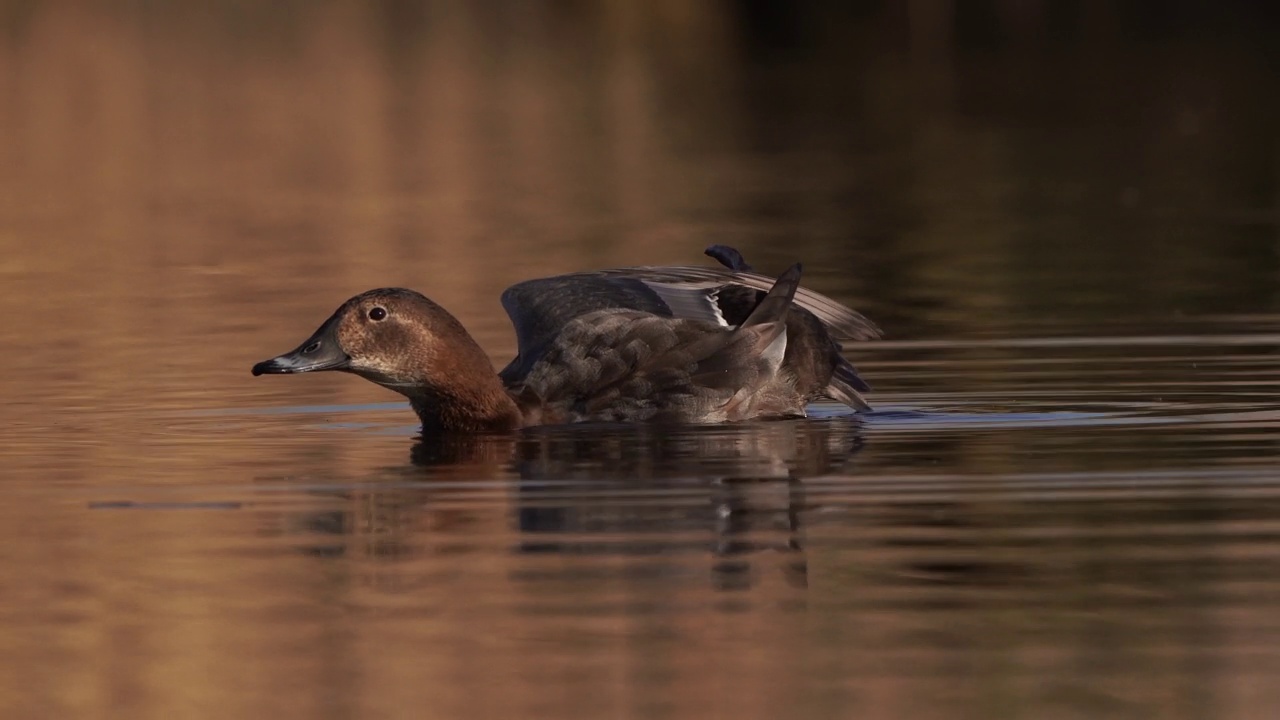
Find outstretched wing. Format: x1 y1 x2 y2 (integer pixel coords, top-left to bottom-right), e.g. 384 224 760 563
592 265 881 342
499 263 880 385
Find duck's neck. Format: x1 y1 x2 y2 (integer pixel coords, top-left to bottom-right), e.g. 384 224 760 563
407 379 522 434
393 331 523 433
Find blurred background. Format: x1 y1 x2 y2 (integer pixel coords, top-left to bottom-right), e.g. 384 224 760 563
3 2 1280 719
2 0 1278 356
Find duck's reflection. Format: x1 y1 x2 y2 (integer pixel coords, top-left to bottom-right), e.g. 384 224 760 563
507 420 864 591
277 417 866 594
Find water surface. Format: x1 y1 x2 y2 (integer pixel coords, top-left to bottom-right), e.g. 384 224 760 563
2 3 1280 719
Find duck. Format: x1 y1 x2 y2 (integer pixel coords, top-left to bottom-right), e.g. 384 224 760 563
251 246 879 432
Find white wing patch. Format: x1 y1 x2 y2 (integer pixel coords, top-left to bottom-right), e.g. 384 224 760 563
643 282 733 328
707 289 727 327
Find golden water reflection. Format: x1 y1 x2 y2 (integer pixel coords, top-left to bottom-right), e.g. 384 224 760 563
3 2 1280 719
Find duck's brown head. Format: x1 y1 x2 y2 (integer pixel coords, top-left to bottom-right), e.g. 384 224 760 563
252 288 446 385
252 288 519 431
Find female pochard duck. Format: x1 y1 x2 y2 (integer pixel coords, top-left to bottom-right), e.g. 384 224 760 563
252 246 879 432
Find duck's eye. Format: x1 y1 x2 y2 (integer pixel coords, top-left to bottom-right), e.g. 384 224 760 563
368 307 387 321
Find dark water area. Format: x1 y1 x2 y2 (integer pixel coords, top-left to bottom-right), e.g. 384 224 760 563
2 2 1280 719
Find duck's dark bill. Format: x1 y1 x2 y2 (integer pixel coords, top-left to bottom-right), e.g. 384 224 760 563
251 327 350 376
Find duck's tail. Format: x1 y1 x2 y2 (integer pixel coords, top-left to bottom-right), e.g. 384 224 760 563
825 358 872 411
707 246 875 412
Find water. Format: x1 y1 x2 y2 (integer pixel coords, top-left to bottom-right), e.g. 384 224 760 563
3 2 1280 718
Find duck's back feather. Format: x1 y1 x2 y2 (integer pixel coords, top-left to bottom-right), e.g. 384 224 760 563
511 265 806 424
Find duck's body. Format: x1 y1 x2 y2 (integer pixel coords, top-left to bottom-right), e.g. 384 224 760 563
252 247 878 432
